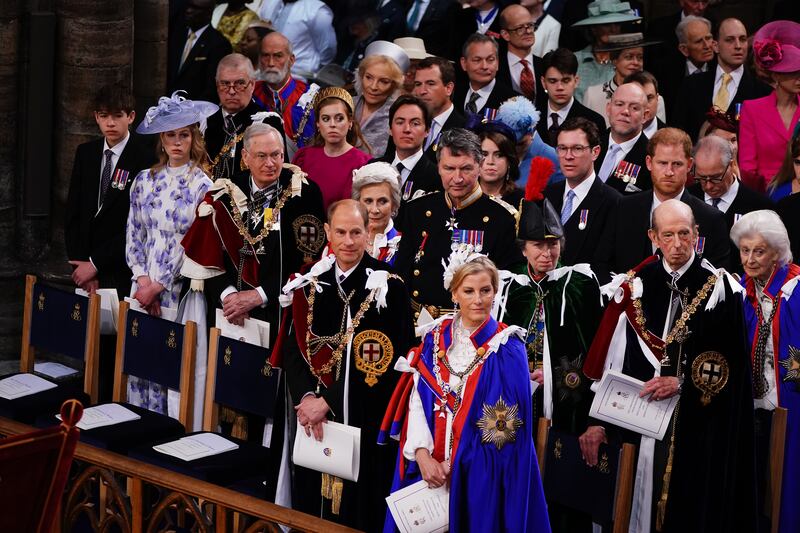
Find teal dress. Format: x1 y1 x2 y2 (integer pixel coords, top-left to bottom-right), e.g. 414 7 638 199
574 45 615 103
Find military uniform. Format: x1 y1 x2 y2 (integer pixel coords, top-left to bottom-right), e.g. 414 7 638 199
394 186 521 317
282 254 415 531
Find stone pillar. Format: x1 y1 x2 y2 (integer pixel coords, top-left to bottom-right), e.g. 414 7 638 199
134 0 169 120
0 1 21 268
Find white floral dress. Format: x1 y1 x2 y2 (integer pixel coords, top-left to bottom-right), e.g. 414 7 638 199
125 162 212 414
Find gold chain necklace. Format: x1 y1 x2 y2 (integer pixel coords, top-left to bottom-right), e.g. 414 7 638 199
209 132 246 172
630 274 717 348
227 182 292 245
306 277 378 390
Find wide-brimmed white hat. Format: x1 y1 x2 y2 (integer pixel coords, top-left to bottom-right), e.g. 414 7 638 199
136 91 219 134
393 37 432 60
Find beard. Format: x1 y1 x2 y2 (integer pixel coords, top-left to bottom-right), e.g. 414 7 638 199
259 64 290 85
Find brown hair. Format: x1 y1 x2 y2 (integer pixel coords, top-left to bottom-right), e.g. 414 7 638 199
450 256 499 294
327 198 369 227
647 127 692 159
312 96 373 154
478 130 520 196
769 135 800 194
151 123 209 175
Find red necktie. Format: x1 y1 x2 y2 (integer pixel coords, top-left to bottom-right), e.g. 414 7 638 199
520 59 536 101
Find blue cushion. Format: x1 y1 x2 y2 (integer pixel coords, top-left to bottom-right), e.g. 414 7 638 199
0 373 90 424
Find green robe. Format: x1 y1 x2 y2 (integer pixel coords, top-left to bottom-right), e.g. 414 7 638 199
502 262 603 434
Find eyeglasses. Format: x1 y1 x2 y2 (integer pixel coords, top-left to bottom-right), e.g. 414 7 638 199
248 151 283 164
217 79 251 92
555 145 591 155
694 160 730 183
506 23 535 35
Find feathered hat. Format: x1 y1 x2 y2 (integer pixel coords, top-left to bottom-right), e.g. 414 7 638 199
515 157 562 241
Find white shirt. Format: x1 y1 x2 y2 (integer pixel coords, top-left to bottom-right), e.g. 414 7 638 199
643 117 658 139
335 262 358 285
508 51 535 95
464 78 496 113
100 132 130 192
185 24 208 52
660 251 695 338
704 178 739 213
548 98 574 129
475 6 499 34
599 132 643 182
392 148 424 187
562 172 596 220
713 64 744 110
425 104 455 150
533 14 561 57
686 59 708 76
259 0 336 79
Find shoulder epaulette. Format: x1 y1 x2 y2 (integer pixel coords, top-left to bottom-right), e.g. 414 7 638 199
406 190 438 203
488 195 518 216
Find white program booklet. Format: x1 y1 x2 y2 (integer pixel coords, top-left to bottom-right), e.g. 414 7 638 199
215 309 270 348
292 420 361 482
386 479 449 533
153 432 239 461
34 361 79 379
125 297 178 322
57 403 141 430
0 373 57 399
76 288 120 334
589 369 679 440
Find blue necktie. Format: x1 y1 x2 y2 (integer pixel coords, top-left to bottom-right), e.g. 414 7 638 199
561 189 575 225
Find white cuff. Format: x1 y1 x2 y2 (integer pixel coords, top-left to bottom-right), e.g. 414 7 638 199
256 286 268 307
402 374 434 461
220 285 237 303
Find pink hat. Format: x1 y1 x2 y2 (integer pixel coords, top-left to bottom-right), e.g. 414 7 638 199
753 20 800 73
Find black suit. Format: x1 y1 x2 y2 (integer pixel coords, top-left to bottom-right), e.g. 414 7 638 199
496 45 545 108
597 189 731 276
377 151 441 202
453 79 519 117
410 0 457 58
545 176 622 283
688 181 774 271
777 193 800 264
383 106 466 162
65 134 155 297
536 99 607 147
595 131 652 194
449 6 504 61
671 68 772 141
167 24 232 102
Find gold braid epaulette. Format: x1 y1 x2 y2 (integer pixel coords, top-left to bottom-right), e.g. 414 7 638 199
209 132 246 171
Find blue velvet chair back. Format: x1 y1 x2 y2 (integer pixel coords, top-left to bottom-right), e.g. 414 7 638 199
121 308 185 390
29 281 90 361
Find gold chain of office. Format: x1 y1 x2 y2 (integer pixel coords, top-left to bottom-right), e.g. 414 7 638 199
226 183 292 245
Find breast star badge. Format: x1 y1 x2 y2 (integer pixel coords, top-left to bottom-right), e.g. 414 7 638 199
779 345 800 384
477 396 522 450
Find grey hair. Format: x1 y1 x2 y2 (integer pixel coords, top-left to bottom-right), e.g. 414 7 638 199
730 210 793 267
437 128 484 164
461 32 499 59
676 15 711 45
651 199 696 232
243 123 283 151
264 31 293 56
693 135 734 168
216 53 255 80
351 162 402 211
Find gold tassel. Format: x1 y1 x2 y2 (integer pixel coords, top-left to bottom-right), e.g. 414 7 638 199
656 402 680 531
331 476 343 515
321 473 333 499
220 406 249 440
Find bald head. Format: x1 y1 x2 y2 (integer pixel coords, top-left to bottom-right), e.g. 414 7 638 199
649 199 698 270
607 83 646 142
651 199 695 231
500 4 535 55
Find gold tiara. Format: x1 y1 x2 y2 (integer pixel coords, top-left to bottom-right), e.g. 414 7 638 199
314 86 354 113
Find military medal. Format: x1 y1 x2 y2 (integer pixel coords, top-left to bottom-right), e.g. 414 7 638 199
614 160 641 184
111 168 130 190
779 345 800 384
578 209 588 230
695 236 706 255
402 180 414 201
451 229 484 252
481 108 497 122
414 232 428 264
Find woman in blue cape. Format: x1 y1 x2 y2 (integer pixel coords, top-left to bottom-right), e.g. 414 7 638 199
379 254 550 532
732 210 800 533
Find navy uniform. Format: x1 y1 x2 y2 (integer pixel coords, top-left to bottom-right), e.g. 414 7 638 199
394 185 521 317
283 254 415 530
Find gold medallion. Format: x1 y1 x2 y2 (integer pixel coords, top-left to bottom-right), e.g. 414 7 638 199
691 351 729 406
71 303 82 322
477 396 522 450
37 293 45 311
167 330 178 349
224 346 232 366
293 215 325 262
353 329 394 386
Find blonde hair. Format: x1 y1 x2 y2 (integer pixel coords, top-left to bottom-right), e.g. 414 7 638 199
450 256 499 294
357 55 404 96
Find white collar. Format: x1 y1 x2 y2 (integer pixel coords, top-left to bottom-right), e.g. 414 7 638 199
393 148 424 169
652 187 685 210
661 251 695 280
433 104 455 128
548 98 574 121
250 176 278 194
686 59 707 75
609 131 642 154
509 50 534 67
715 63 744 84
704 178 740 211
188 24 209 39
104 132 130 156
467 78 496 99
335 261 359 282
565 171 596 203
643 118 658 139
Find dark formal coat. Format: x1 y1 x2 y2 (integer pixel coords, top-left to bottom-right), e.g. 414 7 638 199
283 254 414 530
496 43 546 108
205 100 265 181
167 24 232 102
595 130 652 194
410 0 458 58
536 99 608 147
180 164 326 347
777 192 800 264
452 79 520 118
545 176 622 283
393 189 522 311
449 6 504 60
596 189 731 276
377 150 441 204
65 134 155 297
382 106 467 162
584 255 757 533
670 68 772 141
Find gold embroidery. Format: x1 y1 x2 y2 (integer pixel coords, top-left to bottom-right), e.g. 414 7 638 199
353 330 394 386
477 396 523 450
691 351 729 406
71 303 82 322
37 293 45 311
167 330 178 349
224 346 232 366
131 318 139 337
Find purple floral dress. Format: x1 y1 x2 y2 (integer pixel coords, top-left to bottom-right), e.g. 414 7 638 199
125 162 211 414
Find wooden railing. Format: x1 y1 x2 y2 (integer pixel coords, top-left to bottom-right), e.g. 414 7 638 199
0 417 360 533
